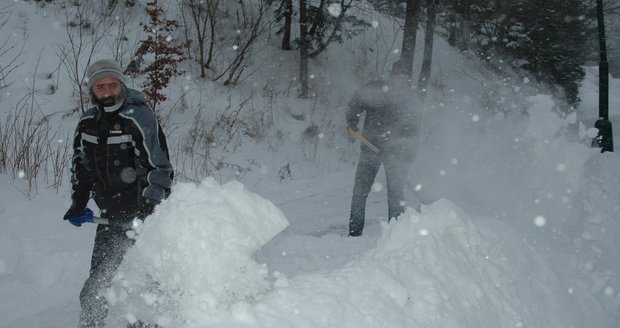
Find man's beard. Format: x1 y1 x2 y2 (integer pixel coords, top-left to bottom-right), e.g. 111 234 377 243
93 89 125 107
99 95 118 107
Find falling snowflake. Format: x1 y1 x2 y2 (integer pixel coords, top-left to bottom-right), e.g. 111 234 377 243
604 286 615 297
556 164 567 172
534 216 546 227
326 2 342 17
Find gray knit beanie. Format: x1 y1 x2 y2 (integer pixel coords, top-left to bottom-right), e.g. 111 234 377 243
86 59 126 89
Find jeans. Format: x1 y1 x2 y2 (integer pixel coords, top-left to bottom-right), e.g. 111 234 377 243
79 224 134 327
349 143 413 236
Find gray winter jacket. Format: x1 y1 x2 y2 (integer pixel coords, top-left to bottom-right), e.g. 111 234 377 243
346 80 419 149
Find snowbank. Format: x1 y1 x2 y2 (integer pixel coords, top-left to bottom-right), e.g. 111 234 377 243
106 178 289 326
107 183 582 327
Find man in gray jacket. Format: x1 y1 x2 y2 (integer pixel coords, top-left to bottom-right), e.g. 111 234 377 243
62 59 173 327
346 60 419 236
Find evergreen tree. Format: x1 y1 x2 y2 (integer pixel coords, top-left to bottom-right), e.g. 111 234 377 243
303 1 369 59
440 0 588 107
506 0 588 106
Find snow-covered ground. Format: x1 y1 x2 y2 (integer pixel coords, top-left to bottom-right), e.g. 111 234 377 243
1 1 620 327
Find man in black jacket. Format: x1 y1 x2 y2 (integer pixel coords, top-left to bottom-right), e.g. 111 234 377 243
346 60 419 237
63 59 173 327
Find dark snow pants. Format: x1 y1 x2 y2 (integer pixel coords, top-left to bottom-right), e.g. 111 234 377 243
79 224 134 328
349 143 414 236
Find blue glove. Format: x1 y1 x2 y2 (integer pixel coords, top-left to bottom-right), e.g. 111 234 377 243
63 208 94 227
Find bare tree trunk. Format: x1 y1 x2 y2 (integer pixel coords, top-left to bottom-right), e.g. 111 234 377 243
299 0 309 98
180 0 219 78
400 0 421 79
418 0 436 93
449 0 470 51
448 11 457 47
308 0 325 37
211 2 273 86
282 0 293 50
56 0 114 113
192 0 208 77
108 0 118 13
206 2 217 70
494 0 508 55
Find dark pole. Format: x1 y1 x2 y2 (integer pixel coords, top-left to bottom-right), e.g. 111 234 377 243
592 0 614 152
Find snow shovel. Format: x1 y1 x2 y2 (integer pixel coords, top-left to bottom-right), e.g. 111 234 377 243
347 127 380 153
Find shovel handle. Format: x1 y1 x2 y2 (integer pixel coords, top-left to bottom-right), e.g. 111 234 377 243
347 127 380 153
93 216 141 229
93 216 110 225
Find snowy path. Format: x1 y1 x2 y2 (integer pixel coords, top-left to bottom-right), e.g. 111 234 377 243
255 171 384 276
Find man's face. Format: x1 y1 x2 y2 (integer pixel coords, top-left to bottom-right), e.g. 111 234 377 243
92 77 123 107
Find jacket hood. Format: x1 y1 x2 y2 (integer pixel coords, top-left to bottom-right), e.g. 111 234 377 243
124 88 147 107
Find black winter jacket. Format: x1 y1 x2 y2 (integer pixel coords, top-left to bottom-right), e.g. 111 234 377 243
69 88 173 220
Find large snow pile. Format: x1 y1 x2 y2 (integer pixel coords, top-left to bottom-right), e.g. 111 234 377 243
106 179 289 326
